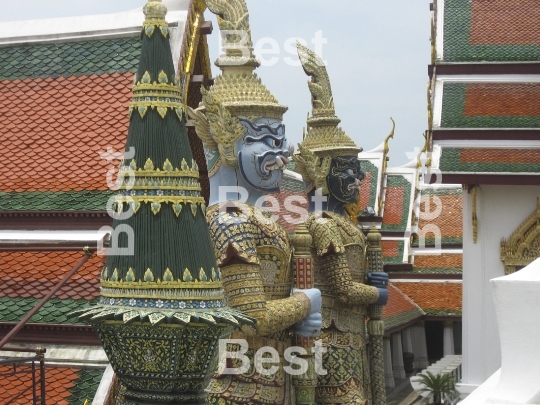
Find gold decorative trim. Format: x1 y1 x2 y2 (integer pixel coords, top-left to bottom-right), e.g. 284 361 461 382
430 14 436 65
179 0 205 105
472 185 478 244
113 196 205 216
501 198 540 274
379 118 396 215
101 279 223 289
129 71 184 119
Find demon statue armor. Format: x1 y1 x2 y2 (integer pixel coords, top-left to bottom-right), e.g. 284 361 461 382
187 2 322 404
293 43 389 405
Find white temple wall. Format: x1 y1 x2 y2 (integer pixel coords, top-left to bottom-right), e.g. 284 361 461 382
461 184 540 392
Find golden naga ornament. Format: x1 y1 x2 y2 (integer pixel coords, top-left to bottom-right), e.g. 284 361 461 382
501 198 540 274
293 43 362 192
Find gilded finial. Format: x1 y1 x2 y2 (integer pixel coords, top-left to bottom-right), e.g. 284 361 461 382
383 118 395 155
143 0 167 19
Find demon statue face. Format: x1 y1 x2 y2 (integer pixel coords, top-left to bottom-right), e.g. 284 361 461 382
327 156 365 204
237 118 291 192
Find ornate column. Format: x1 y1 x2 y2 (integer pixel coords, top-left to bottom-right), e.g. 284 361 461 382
291 223 317 405
383 337 395 388
391 332 406 379
367 227 387 404
444 321 455 356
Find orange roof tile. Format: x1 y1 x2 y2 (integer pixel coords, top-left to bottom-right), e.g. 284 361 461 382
414 254 462 272
464 83 540 117
0 366 78 404
382 284 424 330
418 190 463 241
470 0 540 45
460 148 540 164
358 171 373 211
0 73 131 193
0 251 103 300
381 240 400 258
383 284 423 319
269 189 309 233
382 186 405 226
392 282 462 315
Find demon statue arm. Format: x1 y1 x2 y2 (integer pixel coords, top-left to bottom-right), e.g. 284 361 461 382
306 212 382 306
208 203 319 336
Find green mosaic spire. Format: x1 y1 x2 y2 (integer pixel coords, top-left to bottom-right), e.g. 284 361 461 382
73 2 254 403
105 0 214 285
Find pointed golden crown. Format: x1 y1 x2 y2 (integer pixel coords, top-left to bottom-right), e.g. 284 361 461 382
188 0 287 168
296 43 361 157
204 0 287 121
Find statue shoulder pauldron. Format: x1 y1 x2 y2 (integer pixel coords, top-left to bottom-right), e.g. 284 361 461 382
323 211 366 247
306 212 345 256
207 203 260 266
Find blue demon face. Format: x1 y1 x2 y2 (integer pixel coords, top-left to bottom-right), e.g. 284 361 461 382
237 118 291 192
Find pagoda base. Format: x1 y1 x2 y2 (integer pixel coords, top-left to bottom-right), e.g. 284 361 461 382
91 319 235 405
116 385 207 405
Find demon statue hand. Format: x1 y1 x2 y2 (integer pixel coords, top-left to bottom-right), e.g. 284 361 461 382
293 43 388 405
187 2 321 404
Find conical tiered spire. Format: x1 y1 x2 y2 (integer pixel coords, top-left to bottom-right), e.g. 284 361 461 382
105 0 213 289
73 2 253 403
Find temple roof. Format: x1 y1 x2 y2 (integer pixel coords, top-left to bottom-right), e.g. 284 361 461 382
392 281 462 316
0 365 104 404
383 284 425 331
429 0 540 185
0 251 101 325
412 253 462 275
0 37 134 212
414 186 463 246
438 0 540 63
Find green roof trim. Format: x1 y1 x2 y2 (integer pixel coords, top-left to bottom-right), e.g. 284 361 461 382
381 175 412 232
66 368 106 405
383 240 405 265
411 267 462 275
439 148 540 173
281 176 305 193
412 236 463 247
359 160 378 209
384 308 424 331
0 37 141 81
0 296 96 325
420 187 463 198
0 191 113 211
442 0 540 62
441 83 540 128
424 309 462 317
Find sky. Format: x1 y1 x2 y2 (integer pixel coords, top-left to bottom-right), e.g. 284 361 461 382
0 0 431 166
